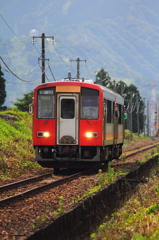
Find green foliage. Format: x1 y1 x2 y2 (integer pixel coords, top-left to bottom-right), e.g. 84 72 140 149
53 196 65 215
151 149 155 156
12 91 33 112
32 199 48 228
135 159 141 166
0 65 6 107
124 129 131 140
90 167 159 240
107 161 115 182
0 109 40 180
147 202 158 214
132 233 144 240
156 145 159 153
97 169 105 186
95 68 111 87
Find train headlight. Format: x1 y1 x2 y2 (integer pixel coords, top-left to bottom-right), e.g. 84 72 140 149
37 131 50 137
85 132 98 138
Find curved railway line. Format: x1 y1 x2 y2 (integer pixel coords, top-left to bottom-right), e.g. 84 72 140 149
0 141 158 206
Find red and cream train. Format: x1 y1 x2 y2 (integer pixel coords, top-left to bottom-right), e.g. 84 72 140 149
30 78 126 172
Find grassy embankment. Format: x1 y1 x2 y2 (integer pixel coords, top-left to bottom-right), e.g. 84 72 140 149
0 109 40 180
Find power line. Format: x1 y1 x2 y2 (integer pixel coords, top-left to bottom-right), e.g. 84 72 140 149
0 13 41 55
0 13 26 45
48 62 56 81
84 64 94 79
0 56 49 82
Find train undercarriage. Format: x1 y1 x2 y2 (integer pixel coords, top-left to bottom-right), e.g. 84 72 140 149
35 144 123 170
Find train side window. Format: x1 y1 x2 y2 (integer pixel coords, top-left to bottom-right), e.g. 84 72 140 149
81 88 99 119
37 88 55 118
107 100 111 123
118 104 123 124
61 99 75 119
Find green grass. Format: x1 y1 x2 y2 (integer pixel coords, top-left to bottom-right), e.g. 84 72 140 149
123 130 155 148
90 172 159 240
0 109 40 180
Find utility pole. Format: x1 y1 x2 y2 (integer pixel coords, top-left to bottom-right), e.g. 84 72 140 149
143 97 149 136
136 92 140 135
32 33 54 83
129 92 133 141
70 57 86 79
143 98 146 136
147 100 149 137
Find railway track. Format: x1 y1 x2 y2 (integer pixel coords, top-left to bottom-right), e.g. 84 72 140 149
0 170 87 205
0 141 159 240
0 141 158 206
122 141 159 157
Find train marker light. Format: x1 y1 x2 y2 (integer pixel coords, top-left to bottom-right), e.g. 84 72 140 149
85 132 98 138
37 131 50 137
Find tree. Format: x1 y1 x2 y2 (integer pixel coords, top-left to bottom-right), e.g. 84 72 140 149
122 84 144 134
96 68 144 134
0 65 7 108
13 91 33 112
95 68 112 87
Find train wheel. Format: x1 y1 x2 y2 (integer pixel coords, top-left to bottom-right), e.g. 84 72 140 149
54 168 60 174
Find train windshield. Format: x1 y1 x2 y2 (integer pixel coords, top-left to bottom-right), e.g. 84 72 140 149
37 88 55 118
81 88 99 119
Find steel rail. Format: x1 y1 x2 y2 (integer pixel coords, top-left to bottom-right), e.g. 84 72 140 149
0 170 86 205
0 171 54 192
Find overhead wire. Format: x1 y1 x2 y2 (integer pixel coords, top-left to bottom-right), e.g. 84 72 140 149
0 13 26 45
0 56 49 82
53 45 76 74
0 13 40 55
85 64 94 79
48 62 56 81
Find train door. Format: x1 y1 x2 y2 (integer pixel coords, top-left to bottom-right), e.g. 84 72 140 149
56 94 79 145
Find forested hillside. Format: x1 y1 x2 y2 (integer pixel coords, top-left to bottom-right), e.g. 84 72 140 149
1 0 159 107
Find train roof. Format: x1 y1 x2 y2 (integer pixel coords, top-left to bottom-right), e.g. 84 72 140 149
96 84 124 105
35 79 124 105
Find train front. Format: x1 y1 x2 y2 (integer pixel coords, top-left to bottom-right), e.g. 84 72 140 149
32 81 103 170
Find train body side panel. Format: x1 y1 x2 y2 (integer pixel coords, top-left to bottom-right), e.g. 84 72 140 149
103 123 114 146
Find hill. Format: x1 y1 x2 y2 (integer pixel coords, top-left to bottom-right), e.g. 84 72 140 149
1 0 159 106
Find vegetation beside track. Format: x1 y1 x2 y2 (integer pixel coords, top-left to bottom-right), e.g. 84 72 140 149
90 170 159 240
0 109 40 180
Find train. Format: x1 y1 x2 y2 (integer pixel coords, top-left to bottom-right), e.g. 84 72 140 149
30 77 126 172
